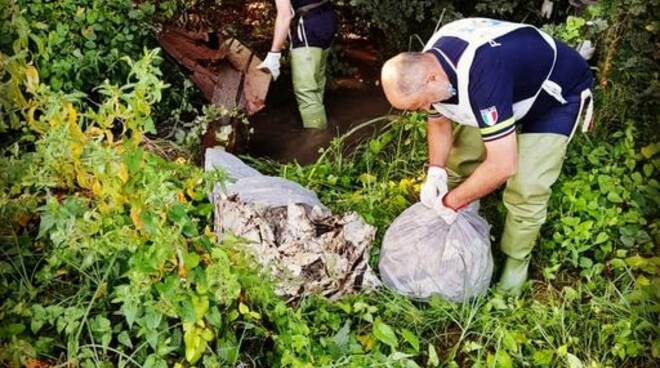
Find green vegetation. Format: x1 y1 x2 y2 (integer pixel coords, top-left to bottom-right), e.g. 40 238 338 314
1 0 658 367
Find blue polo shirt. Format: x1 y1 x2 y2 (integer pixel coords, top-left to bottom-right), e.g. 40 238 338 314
428 27 593 141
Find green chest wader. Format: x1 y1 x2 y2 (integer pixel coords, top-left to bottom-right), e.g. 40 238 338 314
290 0 331 129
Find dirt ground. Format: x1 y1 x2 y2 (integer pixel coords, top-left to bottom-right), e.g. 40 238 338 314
247 41 392 164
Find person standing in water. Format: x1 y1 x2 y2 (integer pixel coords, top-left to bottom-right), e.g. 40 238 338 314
258 0 337 129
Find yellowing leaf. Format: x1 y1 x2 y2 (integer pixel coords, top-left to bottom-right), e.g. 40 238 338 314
92 180 103 197
105 130 114 145
25 65 39 92
636 275 651 287
69 142 84 159
357 334 375 352
176 191 187 203
118 163 129 184
76 170 90 189
130 207 143 230
66 103 77 125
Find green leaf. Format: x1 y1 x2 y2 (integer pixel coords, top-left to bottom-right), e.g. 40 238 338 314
184 252 200 270
502 330 518 353
400 328 420 352
487 350 513 368
333 320 351 349
143 307 162 330
118 331 133 348
168 203 188 224
427 343 439 367
373 319 398 349
594 232 609 244
0 323 26 339
533 349 554 366
122 301 139 328
640 143 659 159
206 306 223 329
178 298 196 323
192 295 209 321
238 302 250 315
184 326 207 364
607 191 623 203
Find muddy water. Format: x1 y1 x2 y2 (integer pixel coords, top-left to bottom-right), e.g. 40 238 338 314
247 43 392 164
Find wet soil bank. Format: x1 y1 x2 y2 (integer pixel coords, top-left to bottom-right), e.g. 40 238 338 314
247 40 393 164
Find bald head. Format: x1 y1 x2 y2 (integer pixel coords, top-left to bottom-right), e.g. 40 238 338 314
381 52 451 111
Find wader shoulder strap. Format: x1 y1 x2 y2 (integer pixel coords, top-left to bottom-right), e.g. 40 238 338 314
294 0 330 16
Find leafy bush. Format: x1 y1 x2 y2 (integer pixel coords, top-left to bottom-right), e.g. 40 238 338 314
542 127 659 281
9 0 157 93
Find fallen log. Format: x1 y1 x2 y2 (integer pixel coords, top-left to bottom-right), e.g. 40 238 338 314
158 24 271 152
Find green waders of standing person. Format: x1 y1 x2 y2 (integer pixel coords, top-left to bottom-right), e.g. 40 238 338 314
258 0 337 129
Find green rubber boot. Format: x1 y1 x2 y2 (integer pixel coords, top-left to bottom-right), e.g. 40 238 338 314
291 47 330 129
497 257 530 296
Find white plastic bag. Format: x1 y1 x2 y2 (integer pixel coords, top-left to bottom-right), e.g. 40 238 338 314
379 202 493 302
205 148 262 180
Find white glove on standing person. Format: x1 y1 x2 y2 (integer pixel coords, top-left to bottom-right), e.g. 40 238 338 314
576 40 595 60
257 52 281 80
541 0 554 19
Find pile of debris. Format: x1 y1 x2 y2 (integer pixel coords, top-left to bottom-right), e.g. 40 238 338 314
206 149 381 301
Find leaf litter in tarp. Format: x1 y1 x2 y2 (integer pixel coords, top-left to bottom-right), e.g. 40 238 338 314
206 148 381 301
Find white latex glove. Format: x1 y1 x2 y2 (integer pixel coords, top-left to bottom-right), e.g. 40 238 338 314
432 197 458 225
257 52 281 81
420 167 448 209
576 40 595 60
541 0 553 19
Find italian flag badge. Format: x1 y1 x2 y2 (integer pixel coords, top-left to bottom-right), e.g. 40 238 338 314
480 106 499 126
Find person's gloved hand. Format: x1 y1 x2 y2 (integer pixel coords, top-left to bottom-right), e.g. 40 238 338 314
432 195 458 225
541 0 554 19
420 167 448 209
576 40 595 60
257 52 281 80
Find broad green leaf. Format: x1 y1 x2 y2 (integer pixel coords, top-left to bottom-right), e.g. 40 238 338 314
184 252 200 270
192 295 209 321
533 349 554 366
487 350 513 368
373 319 398 349
400 328 420 352
118 331 133 348
333 320 351 349
184 326 207 364
502 330 518 353
607 192 623 203
122 301 139 328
